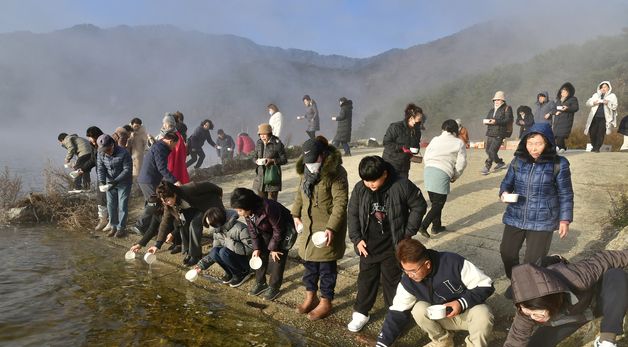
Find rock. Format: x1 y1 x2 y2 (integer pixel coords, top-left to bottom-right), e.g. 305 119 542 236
367 138 380 147
606 226 627 251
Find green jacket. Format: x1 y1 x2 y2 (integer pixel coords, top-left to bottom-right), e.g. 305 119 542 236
291 146 348 261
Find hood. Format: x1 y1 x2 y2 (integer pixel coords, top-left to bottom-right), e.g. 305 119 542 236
515 123 557 162
341 99 353 109
597 80 613 94
557 82 575 100
536 91 550 105
511 263 572 304
296 144 342 179
516 105 532 116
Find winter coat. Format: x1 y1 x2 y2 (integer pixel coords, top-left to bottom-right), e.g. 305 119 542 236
504 250 628 347
552 83 579 138
244 198 294 252
348 163 428 252
378 249 494 346
176 122 188 142
137 140 178 186
253 136 287 192
62 134 93 163
157 181 224 241
500 123 574 231
112 127 130 149
333 99 352 143
485 103 514 138
211 210 253 256
304 99 320 132
269 112 283 138
619 115 628 136
96 145 133 186
187 125 216 150
216 135 235 160
516 109 534 136
423 131 467 180
236 133 255 156
168 131 190 184
127 125 148 178
533 91 556 124
291 146 348 262
382 120 422 176
585 81 619 135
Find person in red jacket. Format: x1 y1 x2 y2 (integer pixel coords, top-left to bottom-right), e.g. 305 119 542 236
236 132 255 157
161 113 190 184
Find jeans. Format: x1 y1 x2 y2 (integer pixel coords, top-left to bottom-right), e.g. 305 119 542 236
106 183 131 229
208 247 250 277
421 191 448 230
255 247 288 289
500 225 553 279
484 136 504 169
179 211 204 258
303 261 338 300
332 140 351 155
354 254 401 315
186 148 206 168
589 116 606 151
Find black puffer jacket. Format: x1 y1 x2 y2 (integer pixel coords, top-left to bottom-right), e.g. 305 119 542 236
334 99 353 142
382 120 421 176
485 103 513 138
553 82 579 138
619 115 628 136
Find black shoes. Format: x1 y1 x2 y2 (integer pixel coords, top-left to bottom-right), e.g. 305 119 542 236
418 227 430 238
431 226 447 234
169 245 182 254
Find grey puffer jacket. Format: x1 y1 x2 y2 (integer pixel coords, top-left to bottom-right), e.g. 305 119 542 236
504 250 628 347
533 91 556 124
211 210 253 256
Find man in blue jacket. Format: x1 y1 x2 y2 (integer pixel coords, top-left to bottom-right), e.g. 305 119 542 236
376 239 494 347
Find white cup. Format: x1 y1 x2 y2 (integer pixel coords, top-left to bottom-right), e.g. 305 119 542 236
410 147 419 154
256 158 266 165
483 119 491 125
124 251 136 260
426 304 447 320
99 184 111 192
249 256 262 270
144 253 157 265
331 117 337 121
312 231 328 248
503 193 520 203
185 269 199 282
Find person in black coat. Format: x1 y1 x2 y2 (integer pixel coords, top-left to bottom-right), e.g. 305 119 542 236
382 103 423 178
332 97 353 156
619 115 628 151
186 119 216 169
552 82 579 152
515 105 534 139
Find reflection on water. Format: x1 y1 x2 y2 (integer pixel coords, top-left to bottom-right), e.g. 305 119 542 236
0 226 305 346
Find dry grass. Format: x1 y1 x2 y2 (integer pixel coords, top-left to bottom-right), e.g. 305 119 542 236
566 126 624 150
0 166 22 209
608 188 628 229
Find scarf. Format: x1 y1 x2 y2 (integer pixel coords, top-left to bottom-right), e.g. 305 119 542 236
302 166 320 199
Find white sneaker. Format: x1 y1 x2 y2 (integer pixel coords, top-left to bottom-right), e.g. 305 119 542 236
558 148 566 153
594 336 617 347
347 312 369 332
103 223 113 232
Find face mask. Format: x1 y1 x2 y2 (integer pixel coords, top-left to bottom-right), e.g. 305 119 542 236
268 111 273 116
305 162 321 174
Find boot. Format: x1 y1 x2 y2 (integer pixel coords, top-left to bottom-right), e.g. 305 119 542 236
107 226 117 238
307 298 332 321
296 291 319 314
94 205 108 231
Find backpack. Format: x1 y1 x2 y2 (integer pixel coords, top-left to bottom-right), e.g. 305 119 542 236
504 105 514 138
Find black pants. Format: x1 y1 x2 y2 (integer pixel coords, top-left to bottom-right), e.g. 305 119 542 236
589 116 606 151
258 190 278 201
484 136 504 169
303 261 338 300
500 225 553 279
73 154 93 190
256 248 289 289
306 130 316 140
555 136 567 150
179 211 204 258
136 183 159 233
527 269 627 346
421 191 448 230
354 254 401 316
186 148 206 168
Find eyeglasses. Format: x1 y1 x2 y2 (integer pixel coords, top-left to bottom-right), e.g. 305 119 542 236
519 306 550 321
401 261 428 277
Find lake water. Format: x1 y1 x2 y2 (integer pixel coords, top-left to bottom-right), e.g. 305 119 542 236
0 226 312 347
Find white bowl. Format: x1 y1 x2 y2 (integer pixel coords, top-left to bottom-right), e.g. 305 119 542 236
69 170 81 179
185 269 199 282
144 253 157 265
426 304 447 320
312 231 328 248
503 193 519 203
249 256 262 270
410 147 419 154
483 119 491 124
124 251 136 260
256 159 266 165
99 184 110 192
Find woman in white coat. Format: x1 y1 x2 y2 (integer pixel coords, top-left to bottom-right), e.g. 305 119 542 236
585 81 618 152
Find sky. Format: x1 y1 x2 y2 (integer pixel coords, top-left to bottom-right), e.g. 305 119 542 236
3 0 625 58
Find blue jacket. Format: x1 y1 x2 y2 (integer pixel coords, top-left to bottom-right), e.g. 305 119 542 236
137 140 177 186
500 123 574 231
97 145 132 186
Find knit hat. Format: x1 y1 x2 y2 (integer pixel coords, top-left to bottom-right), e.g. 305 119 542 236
492 91 506 101
257 123 273 135
97 134 114 152
302 138 323 163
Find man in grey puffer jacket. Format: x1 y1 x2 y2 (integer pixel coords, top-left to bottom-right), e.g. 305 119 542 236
533 91 556 125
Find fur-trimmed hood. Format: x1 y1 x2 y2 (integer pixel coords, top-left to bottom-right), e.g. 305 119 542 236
557 82 575 100
296 144 343 179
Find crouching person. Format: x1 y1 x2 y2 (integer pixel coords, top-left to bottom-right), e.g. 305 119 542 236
377 239 495 347
194 207 254 288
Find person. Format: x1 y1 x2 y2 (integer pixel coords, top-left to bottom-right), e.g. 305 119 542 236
186 119 216 169
236 132 255 157
332 97 353 156
192 207 254 287
619 115 628 151
267 104 283 139
96 134 133 238
504 250 628 347
112 125 132 149
161 113 190 183
253 123 287 201
173 111 188 142
127 117 148 180
292 137 348 321
346 155 427 332
499 123 574 281
299 95 320 139
215 129 235 164
382 103 424 178
481 91 513 175
376 238 495 347
149 181 224 266
419 120 467 236
85 127 108 230
58 132 94 191
532 91 555 125
515 106 534 139
552 82 579 153
230 187 295 301
585 81 619 152
456 119 470 148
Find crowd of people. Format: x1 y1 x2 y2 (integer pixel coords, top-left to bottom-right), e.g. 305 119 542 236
57 85 626 347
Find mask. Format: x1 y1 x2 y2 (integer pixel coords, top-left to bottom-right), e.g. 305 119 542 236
269 111 273 116
305 162 321 174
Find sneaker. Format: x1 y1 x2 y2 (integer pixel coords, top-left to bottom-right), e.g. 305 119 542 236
493 162 507 171
229 272 253 288
249 282 269 296
263 286 281 301
169 245 182 254
114 228 128 238
431 226 447 234
347 312 370 332
558 148 566 154
480 167 490 176
418 227 430 238
220 273 233 284
184 257 200 267
594 337 617 347
130 226 143 236
107 226 117 238
103 223 113 232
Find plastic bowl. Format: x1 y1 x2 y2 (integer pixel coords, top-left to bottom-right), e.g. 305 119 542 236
249 256 262 270
124 251 136 260
426 304 446 320
185 269 199 282
144 253 157 265
312 231 328 248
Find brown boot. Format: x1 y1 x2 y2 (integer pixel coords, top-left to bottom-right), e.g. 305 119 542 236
296 291 319 314
307 298 332 321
